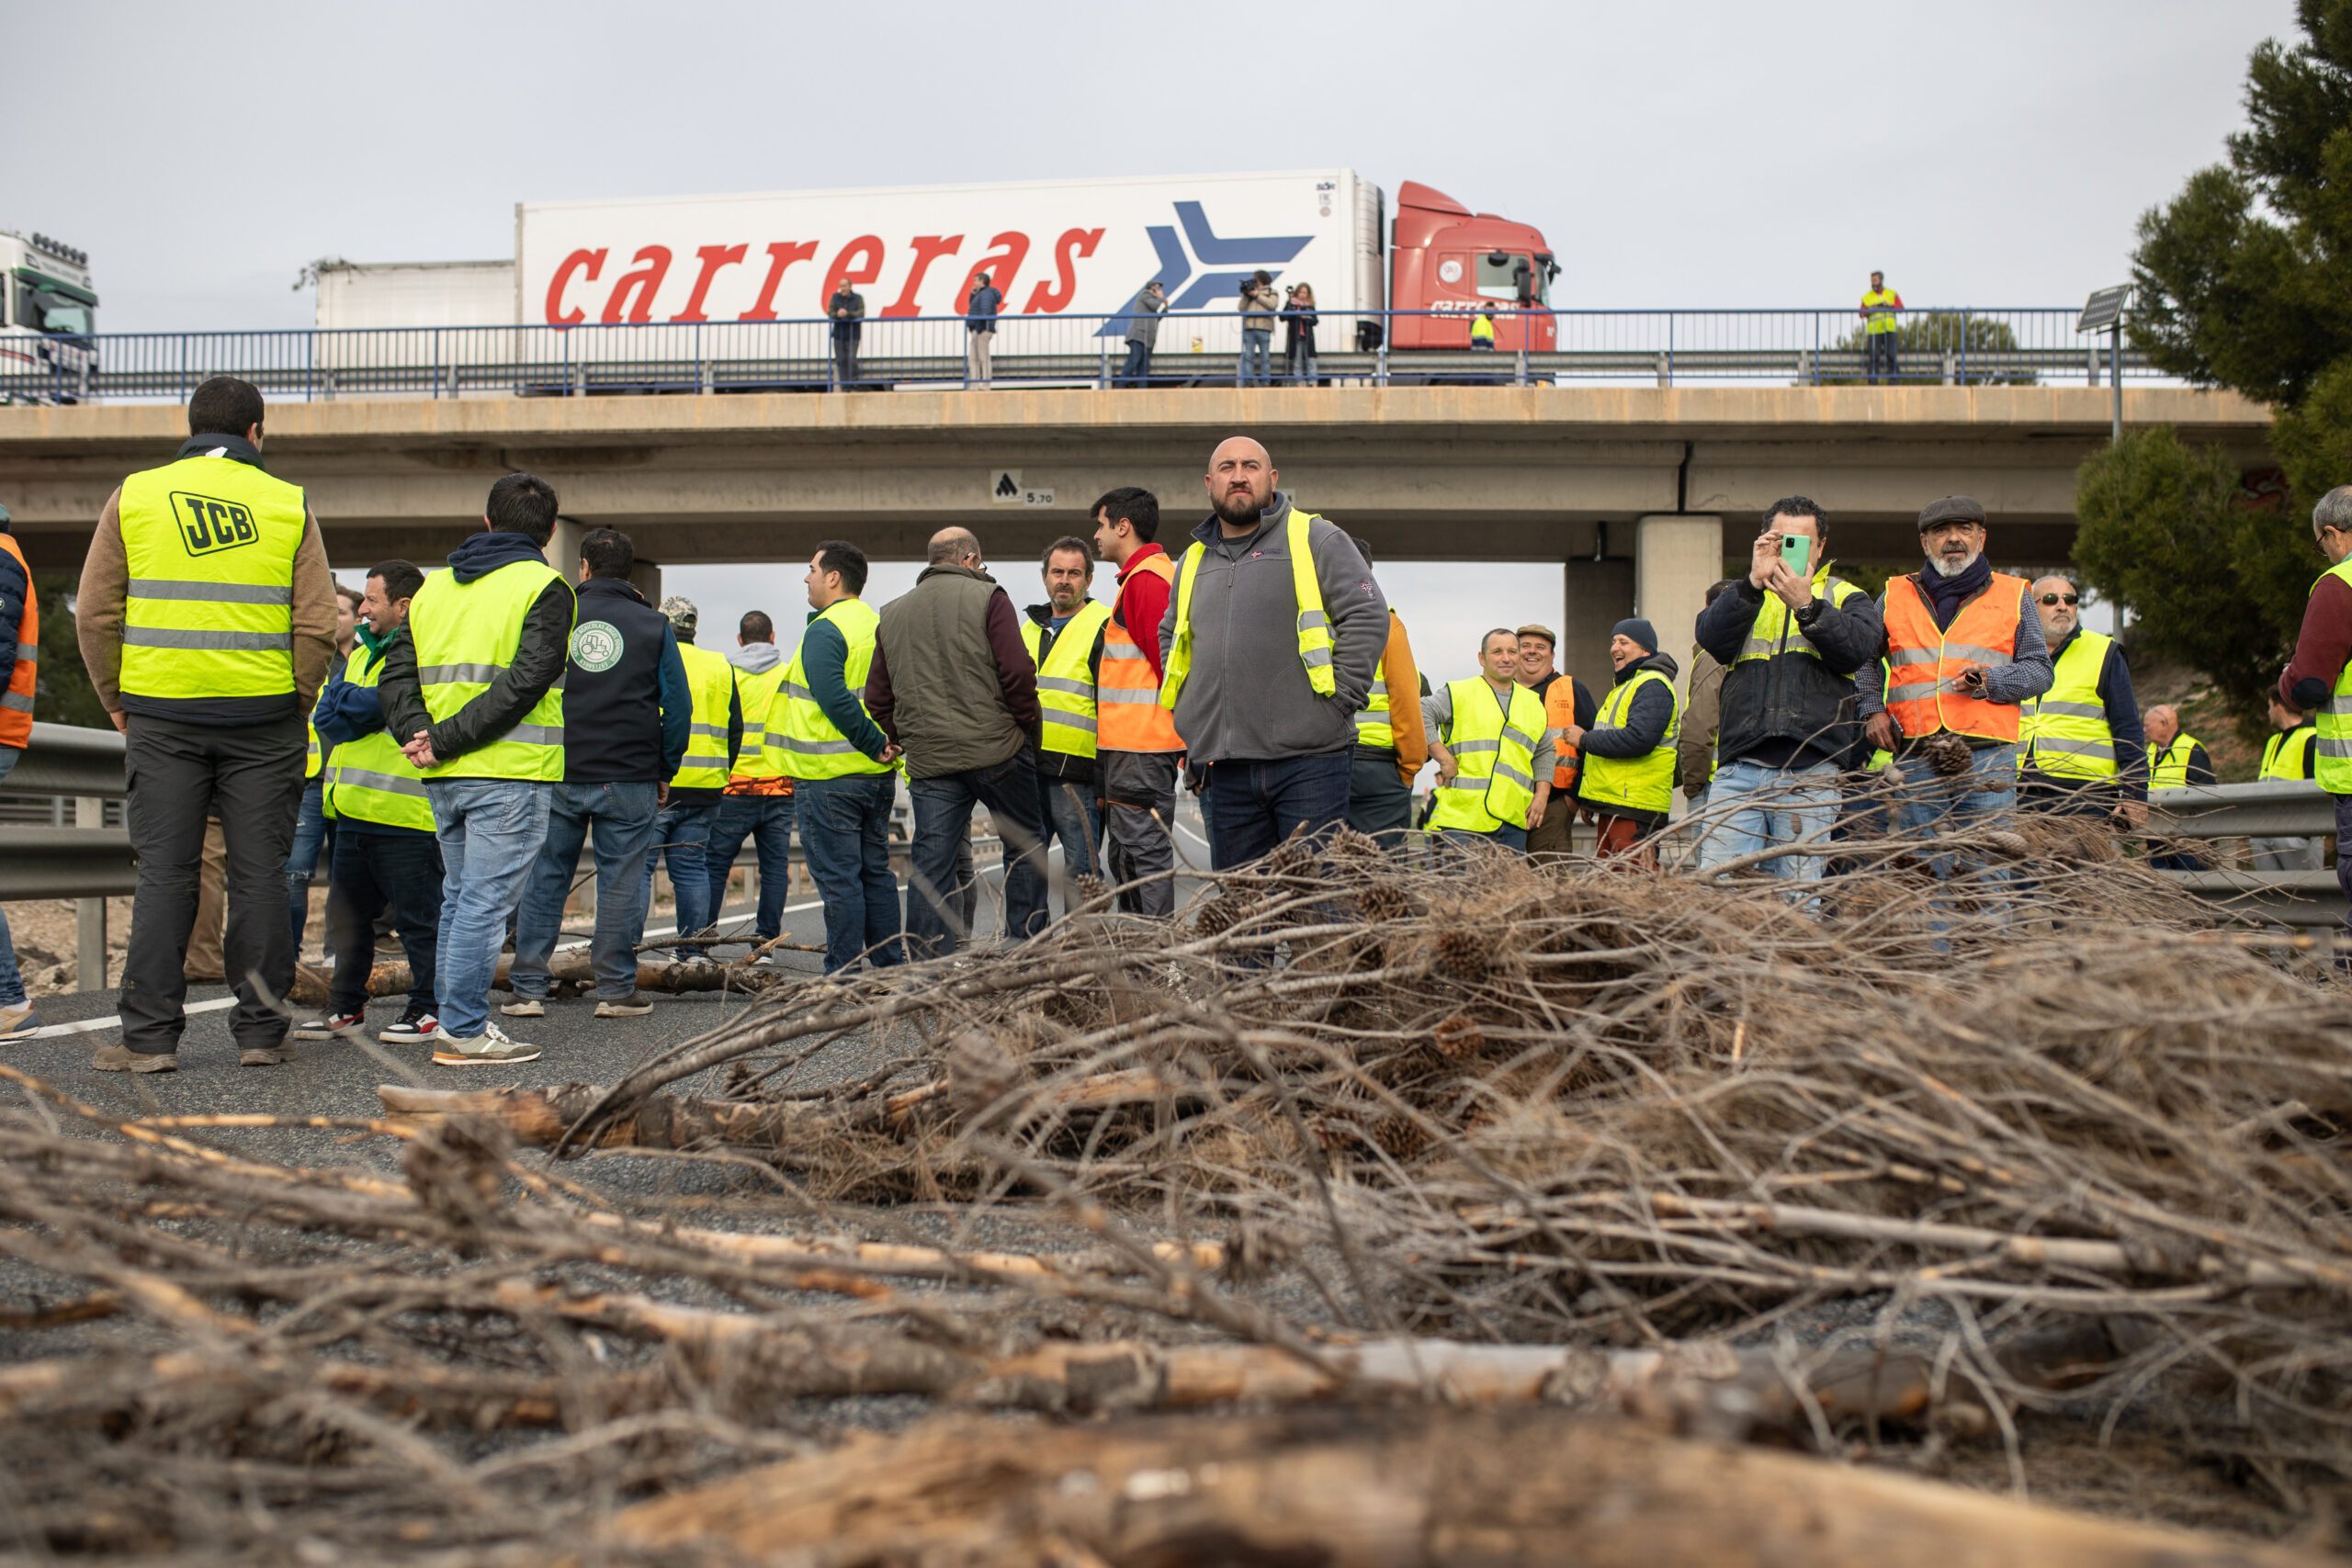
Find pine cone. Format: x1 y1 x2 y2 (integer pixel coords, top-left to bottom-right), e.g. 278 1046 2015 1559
1920 730 1974 777
1358 882 1411 923
1434 1013 1487 1059
1192 890 1249 938
947 1029 1027 1124
1263 838 1315 879
1372 1115 1432 1161
1073 873 1106 905
1326 826 1381 863
1435 929 1488 978
1311 1111 1363 1151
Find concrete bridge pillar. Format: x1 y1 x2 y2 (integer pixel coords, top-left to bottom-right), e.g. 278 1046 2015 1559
1562 557 1634 699
1634 514 1724 696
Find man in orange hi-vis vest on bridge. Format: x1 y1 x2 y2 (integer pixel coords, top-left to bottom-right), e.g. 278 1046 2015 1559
1856 496 2052 853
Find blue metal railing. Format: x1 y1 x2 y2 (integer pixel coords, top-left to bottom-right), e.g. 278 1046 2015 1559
0 308 2159 404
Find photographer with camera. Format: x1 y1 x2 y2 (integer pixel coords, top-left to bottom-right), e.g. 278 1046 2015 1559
1238 271 1279 386
1282 282 1319 385
1692 497 1882 885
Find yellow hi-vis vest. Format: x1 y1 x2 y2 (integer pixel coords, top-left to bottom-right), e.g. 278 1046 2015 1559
408 557 572 782
1470 312 1497 346
322 641 435 832
1428 677 1544 834
1018 599 1112 762
305 721 322 779
1578 669 1682 816
729 659 792 781
1736 566 1866 669
1160 508 1334 711
2018 631 2118 781
117 455 306 702
1861 288 1902 333
1354 612 1402 750
770 598 891 781
669 640 738 789
2314 558 2352 794
2262 725 2317 782
2147 733 2204 790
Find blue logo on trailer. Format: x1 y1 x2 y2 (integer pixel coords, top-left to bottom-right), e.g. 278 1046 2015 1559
1095 202 1313 336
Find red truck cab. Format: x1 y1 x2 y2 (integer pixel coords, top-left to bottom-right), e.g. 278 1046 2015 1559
1386 181 1557 352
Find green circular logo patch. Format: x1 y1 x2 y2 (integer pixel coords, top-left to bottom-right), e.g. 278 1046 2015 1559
571 621 624 672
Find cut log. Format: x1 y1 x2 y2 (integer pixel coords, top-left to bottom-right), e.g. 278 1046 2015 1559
353 953 790 999
606 1405 2328 1567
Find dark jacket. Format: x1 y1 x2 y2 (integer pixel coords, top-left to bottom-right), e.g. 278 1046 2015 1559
560 576 690 784
868 563 1040 779
0 512 27 702
1283 301 1318 354
313 625 435 837
966 285 1004 331
1125 288 1167 348
1696 570 1884 772
379 530 574 765
1582 650 1681 760
829 288 865 340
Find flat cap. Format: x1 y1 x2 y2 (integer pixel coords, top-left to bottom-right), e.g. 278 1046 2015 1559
1917 495 1986 531
1514 623 1556 646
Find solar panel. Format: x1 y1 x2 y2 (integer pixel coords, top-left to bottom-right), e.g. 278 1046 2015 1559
2077 286 2130 333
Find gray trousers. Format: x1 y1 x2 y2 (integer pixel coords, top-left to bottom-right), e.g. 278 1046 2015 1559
2252 835 2324 872
966 329 993 385
1101 750 1178 918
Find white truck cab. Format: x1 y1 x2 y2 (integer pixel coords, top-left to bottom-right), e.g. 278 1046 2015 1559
0 230 98 401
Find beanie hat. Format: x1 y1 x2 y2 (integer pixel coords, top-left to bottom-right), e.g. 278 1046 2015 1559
659 594 699 635
1611 618 1657 654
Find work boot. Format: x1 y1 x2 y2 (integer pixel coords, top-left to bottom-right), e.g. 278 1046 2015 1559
594 992 654 1018
0 1002 38 1041
430 1021 541 1067
239 1043 290 1067
92 1044 176 1073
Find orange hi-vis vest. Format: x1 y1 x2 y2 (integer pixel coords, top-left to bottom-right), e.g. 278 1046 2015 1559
0 530 33 749
1097 552 1182 753
1881 571 2029 744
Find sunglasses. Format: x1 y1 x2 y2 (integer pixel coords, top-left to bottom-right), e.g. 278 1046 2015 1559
2039 593 2080 606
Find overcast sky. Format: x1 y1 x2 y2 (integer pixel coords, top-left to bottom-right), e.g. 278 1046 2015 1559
18 0 2286 663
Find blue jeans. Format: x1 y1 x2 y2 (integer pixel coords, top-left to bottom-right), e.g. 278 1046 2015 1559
1439 824 1527 852
1287 344 1318 384
1698 758 1842 883
510 781 662 1001
0 747 23 1007
705 793 794 938
1240 328 1272 385
286 775 333 949
428 778 554 1040
796 773 905 972
1890 743 2018 887
906 749 1050 960
1117 341 1151 387
1037 769 1101 909
1200 754 1351 871
640 800 717 949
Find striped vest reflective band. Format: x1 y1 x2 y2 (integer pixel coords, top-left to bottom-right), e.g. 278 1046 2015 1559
730 660 792 780
1098 553 1182 753
1880 571 2028 744
117 455 305 702
671 641 738 788
1354 613 1401 750
2018 631 2116 781
2147 733 2202 791
305 720 322 780
0 530 34 748
1160 509 1334 711
770 598 891 781
322 642 435 831
408 557 571 783
2314 558 2352 793
1736 569 1864 667
1578 670 1682 817
1428 678 1544 834
2262 725 2317 783
1018 598 1112 762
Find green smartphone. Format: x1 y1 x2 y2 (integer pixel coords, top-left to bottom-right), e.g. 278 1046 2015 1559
1779 533 1813 578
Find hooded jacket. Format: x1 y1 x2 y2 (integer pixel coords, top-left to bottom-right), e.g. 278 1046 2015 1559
1695 570 1884 772
377 530 575 766
729 640 783 676
1580 650 1681 761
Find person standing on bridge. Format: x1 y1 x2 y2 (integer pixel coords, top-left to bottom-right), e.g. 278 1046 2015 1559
75 376 340 1072
2017 574 2146 823
1091 488 1183 917
965 271 1003 388
830 278 865 389
1860 271 1904 384
706 611 797 950
1238 272 1279 386
2278 485 2352 958
1158 437 1388 868
1021 536 1111 912
1855 496 2052 857
0 503 39 1040
773 541 902 973
379 471 574 1068
296 559 444 1047
1119 280 1167 388
868 527 1051 958
503 527 686 1024
639 596 740 960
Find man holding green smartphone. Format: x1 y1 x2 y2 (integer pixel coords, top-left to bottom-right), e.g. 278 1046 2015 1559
1691 496 1883 886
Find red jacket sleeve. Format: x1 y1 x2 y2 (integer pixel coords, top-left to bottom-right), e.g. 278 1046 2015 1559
984 589 1042 740
1119 567 1173 681
2282 572 2352 711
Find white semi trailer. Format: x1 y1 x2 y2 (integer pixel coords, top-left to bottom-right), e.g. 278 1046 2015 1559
1 230 98 401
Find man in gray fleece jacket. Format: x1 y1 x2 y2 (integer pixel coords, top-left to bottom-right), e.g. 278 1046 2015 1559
1159 437 1388 870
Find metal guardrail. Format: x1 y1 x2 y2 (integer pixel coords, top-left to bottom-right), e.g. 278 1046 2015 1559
0 720 128 799
2 827 138 900
0 722 130 987
2148 781 2342 927
0 309 2161 403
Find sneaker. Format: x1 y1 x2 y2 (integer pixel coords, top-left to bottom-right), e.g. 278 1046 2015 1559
239 1044 289 1067
291 1010 363 1041
594 992 654 1018
379 1010 439 1044
91 1044 177 1073
0 1003 37 1041
431 1021 542 1067
500 996 546 1018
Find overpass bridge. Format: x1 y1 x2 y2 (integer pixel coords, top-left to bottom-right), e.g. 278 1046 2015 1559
0 382 2271 696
